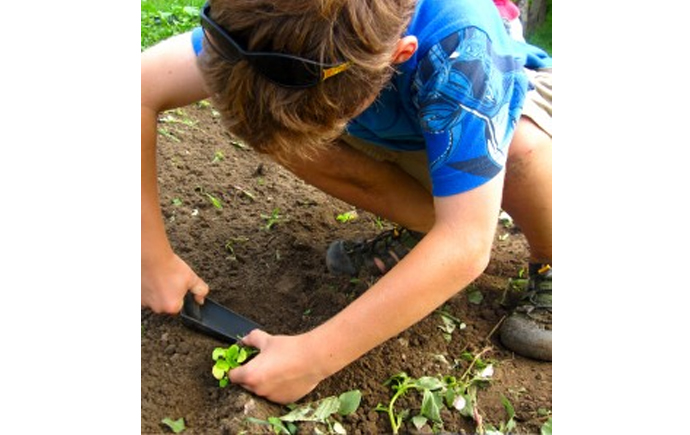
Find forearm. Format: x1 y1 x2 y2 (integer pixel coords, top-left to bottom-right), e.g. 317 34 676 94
308 225 491 377
141 106 174 264
308 174 503 378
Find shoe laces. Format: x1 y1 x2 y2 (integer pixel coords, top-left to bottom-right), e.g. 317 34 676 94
519 264 552 313
343 227 409 256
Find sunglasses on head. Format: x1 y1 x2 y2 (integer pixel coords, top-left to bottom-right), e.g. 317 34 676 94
200 2 351 88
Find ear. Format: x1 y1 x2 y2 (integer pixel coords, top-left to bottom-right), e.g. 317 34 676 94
391 35 418 64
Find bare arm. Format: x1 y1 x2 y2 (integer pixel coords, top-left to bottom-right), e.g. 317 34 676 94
141 32 212 313
310 172 504 374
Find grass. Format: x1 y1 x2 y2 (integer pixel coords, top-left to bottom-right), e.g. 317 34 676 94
141 0 205 50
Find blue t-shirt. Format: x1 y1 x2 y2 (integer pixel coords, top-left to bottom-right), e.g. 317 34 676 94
191 0 552 196
347 0 551 196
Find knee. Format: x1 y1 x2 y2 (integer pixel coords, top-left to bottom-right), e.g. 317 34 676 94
508 117 551 161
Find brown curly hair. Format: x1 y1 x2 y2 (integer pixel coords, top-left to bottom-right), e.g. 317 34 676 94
197 0 416 163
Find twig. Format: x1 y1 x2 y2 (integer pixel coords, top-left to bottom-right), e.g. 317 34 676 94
484 315 507 343
460 346 492 381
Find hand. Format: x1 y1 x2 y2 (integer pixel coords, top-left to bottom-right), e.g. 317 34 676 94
229 330 326 404
141 253 209 314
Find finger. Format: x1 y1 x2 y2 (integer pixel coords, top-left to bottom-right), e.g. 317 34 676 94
228 362 250 385
189 276 210 305
239 329 270 349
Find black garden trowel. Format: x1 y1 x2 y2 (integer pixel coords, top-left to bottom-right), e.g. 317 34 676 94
180 293 263 343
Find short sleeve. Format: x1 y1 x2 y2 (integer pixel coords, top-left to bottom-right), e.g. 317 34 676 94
191 26 204 56
413 27 528 196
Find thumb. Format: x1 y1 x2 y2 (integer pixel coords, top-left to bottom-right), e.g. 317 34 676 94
229 329 269 385
189 275 209 305
239 328 270 349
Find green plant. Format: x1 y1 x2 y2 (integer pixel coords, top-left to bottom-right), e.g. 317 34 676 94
161 417 186 433
211 344 258 387
436 309 466 342
467 288 484 305
195 186 223 209
211 150 225 163
336 210 358 223
375 349 499 434
261 208 282 230
248 390 362 434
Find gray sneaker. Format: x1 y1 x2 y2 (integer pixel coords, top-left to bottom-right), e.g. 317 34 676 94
326 227 424 276
499 264 552 361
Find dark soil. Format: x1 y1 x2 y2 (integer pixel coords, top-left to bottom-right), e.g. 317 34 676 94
141 103 552 434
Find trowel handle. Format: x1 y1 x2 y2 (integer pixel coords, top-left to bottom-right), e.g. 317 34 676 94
182 292 202 320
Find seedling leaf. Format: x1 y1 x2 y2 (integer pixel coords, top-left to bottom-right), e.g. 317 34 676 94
416 376 444 391
212 348 225 361
161 417 185 433
332 421 347 434
206 193 223 209
313 397 340 421
500 395 516 432
212 365 226 380
411 415 427 430
280 405 315 422
421 389 443 423
337 390 362 415
467 289 484 305
540 417 552 435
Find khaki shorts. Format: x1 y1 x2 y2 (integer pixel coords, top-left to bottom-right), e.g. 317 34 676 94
339 67 552 192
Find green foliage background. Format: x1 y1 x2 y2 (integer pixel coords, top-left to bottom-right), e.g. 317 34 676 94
141 0 204 50
526 2 552 56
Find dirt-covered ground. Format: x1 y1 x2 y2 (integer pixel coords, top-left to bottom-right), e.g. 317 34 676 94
141 103 552 434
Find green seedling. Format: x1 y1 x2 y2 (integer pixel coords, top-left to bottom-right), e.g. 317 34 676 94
374 373 445 434
261 208 282 230
467 289 484 305
207 193 223 209
212 150 225 163
196 99 211 109
336 210 358 223
211 344 258 387
233 185 256 201
248 390 362 435
224 236 249 261
376 349 498 434
171 198 183 206
498 210 513 228
161 417 186 434
436 309 466 342
195 186 223 209
157 127 180 142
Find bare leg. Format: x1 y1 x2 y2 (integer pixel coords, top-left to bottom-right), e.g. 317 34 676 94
502 118 552 264
280 139 435 233
281 117 551 266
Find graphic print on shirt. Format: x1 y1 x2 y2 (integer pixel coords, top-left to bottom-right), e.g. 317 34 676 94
414 27 527 195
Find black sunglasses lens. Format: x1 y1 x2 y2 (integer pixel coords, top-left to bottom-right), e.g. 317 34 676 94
251 56 320 88
202 25 243 62
200 2 325 88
